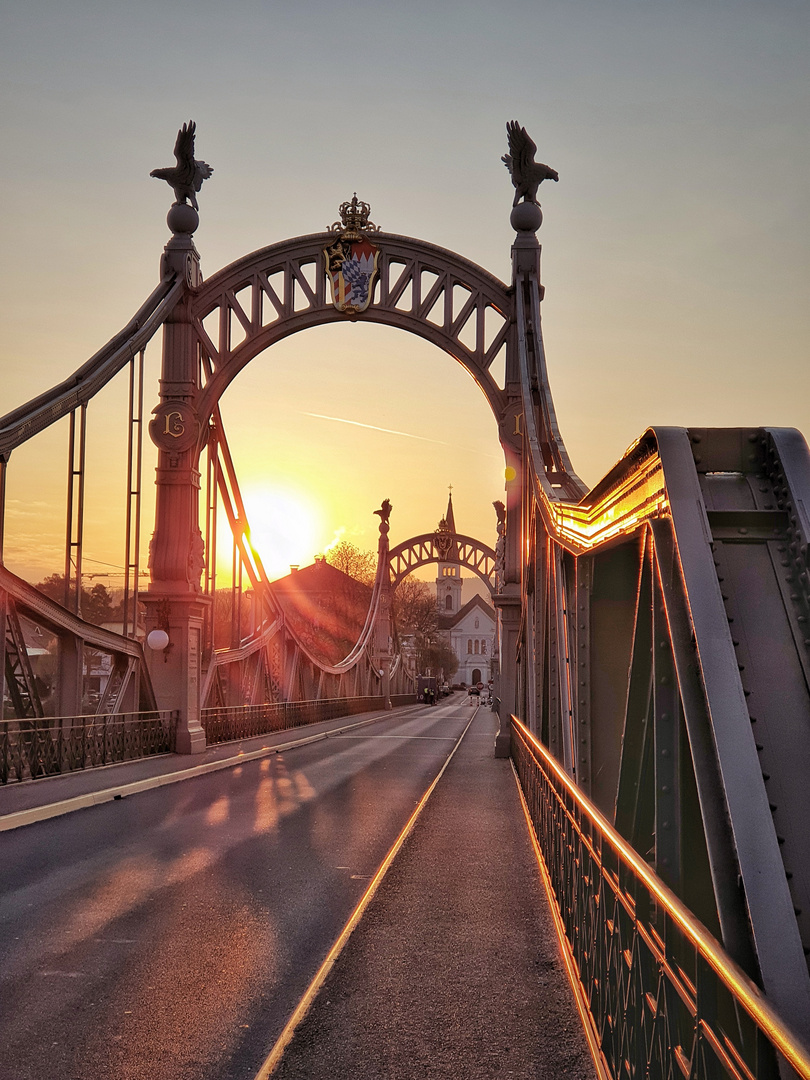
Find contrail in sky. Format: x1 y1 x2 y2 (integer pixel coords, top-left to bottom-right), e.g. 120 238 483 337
302 412 502 460
303 412 456 448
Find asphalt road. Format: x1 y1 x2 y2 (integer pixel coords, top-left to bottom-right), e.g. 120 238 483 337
0 699 472 1080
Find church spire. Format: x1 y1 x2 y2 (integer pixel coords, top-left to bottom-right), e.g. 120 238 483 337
445 486 456 534
435 486 462 617
435 487 459 563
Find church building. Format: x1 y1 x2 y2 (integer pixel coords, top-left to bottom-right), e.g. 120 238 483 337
434 493 497 687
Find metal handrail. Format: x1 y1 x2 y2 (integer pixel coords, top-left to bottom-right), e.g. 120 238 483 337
511 715 810 1079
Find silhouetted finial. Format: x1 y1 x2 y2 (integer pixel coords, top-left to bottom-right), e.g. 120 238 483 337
150 121 213 212
502 121 558 208
374 499 392 527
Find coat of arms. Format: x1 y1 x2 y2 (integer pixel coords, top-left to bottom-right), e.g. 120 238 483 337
325 195 381 315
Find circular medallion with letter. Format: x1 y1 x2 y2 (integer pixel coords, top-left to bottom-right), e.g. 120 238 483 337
149 401 200 453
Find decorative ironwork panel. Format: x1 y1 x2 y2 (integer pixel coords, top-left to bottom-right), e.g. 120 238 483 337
190 234 512 429
200 694 416 745
388 532 496 591
0 711 177 784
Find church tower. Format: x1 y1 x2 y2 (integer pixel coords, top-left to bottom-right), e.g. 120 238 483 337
435 491 462 616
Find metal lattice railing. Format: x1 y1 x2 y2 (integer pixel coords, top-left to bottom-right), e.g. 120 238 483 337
510 716 810 1080
200 694 417 745
0 711 177 784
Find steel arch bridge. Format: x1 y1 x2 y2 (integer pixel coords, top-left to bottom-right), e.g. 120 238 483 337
1 129 810 1075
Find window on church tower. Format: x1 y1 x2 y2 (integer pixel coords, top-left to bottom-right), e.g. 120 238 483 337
467 639 472 654
445 595 453 611
474 617 479 629
474 640 479 654
481 640 487 655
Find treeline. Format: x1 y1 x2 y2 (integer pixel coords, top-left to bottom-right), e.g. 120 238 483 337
34 574 121 626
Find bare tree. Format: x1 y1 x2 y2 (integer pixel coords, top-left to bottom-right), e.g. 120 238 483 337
324 541 377 586
393 578 436 635
393 578 458 679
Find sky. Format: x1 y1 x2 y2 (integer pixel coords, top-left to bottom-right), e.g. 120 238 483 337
0 0 807 585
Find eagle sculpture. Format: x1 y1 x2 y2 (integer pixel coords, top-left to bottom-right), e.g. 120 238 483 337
150 121 213 211
374 499 393 526
502 121 558 207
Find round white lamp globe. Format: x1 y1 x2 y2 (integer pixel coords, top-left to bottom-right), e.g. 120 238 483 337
146 629 170 652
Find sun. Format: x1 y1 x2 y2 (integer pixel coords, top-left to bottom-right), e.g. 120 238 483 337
216 485 324 582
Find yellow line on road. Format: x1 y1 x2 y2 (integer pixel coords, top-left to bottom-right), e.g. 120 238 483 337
253 708 479 1079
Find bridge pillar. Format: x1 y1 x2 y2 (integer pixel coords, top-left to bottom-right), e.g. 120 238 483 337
494 587 521 756
493 441 523 755
493 289 526 754
373 504 393 709
144 228 209 753
56 633 83 718
142 595 208 753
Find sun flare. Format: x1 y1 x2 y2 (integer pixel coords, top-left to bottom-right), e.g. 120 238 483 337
215 485 324 582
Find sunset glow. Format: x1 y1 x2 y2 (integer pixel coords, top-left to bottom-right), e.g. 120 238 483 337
218 486 325 583
0 3 806 594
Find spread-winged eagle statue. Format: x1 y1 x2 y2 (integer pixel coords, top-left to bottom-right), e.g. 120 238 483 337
502 121 558 207
374 499 393 526
150 121 213 211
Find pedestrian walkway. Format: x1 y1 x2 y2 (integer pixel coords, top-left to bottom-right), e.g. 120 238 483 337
268 709 595 1080
0 703 421 830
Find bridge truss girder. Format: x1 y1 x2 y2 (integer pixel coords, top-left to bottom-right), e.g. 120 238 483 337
201 613 410 711
0 564 155 720
503 216 810 1038
519 425 810 1040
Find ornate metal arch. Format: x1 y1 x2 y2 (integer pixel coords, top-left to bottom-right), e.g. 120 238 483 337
190 233 514 432
387 532 496 592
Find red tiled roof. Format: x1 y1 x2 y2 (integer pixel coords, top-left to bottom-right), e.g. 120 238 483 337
269 561 372 666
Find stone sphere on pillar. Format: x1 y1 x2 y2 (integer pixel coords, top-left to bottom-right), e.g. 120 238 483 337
510 202 543 233
167 202 199 235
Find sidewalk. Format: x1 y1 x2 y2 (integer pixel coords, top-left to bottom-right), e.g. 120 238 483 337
270 709 595 1080
0 703 420 830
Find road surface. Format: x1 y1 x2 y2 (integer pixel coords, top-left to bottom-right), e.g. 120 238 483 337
0 699 472 1080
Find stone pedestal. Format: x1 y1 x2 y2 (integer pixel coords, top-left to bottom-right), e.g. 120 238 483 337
142 593 210 754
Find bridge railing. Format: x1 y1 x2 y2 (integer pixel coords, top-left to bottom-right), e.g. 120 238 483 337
0 710 177 784
200 694 417 745
511 716 810 1080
